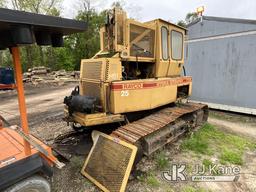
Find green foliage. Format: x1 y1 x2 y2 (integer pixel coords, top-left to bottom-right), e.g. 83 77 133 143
181 124 212 154
176 12 199 27
112 0 125 9
146 173 160 187
0 0 107 72
202 159 220 175
185 12 199 24
182 186 209 192
0 0 6 7
177 20 187 28
202 159 213 168
155 151 169 170
52 47 75 71
137 172 160 188
220 149 243 165
0 1 141 71
181 123 256 166
11 0 62 14
68 9 105 70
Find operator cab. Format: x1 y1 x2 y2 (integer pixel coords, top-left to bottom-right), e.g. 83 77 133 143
95 8 186 80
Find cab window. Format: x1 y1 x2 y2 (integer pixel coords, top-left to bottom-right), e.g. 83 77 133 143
161 26 168 60
171 30 183 60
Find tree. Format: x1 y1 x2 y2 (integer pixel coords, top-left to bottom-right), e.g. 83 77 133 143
0 0 7 67
0 0 6 7
111 0 141 20
112 0 125 9
185 12 199 24
1 0 141 72
7 0 63 71
177 12 199 28
177 20 186 28
11 0 62 14
71 8 106 69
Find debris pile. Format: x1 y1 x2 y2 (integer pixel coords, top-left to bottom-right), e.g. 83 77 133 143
23 67 80 85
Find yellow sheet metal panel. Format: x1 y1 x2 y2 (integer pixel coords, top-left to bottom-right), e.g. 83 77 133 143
105 58 122 82
81 131 137 192
80 57 122 82
80 58 122 111
155 20 186 77
64 109 125 127
110 77 192 114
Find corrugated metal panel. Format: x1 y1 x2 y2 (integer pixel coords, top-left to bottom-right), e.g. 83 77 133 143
185 17 256 114
188 17 256 40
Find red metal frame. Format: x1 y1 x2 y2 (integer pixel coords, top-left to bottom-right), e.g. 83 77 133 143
0 84 16 89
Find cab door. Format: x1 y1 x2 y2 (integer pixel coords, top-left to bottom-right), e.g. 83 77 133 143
155 24 170 77
167 27 185 76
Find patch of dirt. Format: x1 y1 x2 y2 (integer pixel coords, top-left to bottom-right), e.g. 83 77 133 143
0 83 77 125
209 110 256 125
127 136 256 192
2 85 256 192
208 117 256 141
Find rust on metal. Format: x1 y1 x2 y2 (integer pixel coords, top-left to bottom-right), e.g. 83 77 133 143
111 103 208 144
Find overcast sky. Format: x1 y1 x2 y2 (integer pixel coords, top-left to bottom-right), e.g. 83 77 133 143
63 0 256 23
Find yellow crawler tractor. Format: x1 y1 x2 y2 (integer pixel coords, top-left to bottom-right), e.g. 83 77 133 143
64 8 208 191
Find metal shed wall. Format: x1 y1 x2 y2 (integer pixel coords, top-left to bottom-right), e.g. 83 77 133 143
186 17 256 115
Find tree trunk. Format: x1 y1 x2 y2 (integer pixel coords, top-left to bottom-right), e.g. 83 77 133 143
0 51 3 66
49 47 55 70
39 47 45 66
25 46 33 70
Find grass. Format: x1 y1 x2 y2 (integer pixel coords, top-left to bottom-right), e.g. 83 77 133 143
155 151 169 170
134 123 255 191
202 159 213 168
146 174 160 187
181 123 256 165
181 124 213 154
202 159 221 175
137 172 160 188
220 149 243 165
182 186 210 192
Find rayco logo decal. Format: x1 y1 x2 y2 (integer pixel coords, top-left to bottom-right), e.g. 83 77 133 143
111 77 192 91
122 83 143 90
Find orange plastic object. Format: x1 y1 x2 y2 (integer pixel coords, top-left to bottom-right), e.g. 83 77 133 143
0 127 54 168
11 47 31 155
0 47 60 171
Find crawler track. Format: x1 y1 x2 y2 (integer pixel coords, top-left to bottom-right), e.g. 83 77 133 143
54 102 208 158
111 102 208 156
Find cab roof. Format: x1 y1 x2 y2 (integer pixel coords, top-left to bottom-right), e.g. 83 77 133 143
157 19 187 31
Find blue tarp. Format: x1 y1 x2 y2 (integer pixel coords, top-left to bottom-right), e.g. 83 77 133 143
0 67 14 84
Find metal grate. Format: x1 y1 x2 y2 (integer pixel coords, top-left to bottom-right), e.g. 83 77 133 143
80 81 102 100
80 60 104 105
81 61 103 80
81 131 137 192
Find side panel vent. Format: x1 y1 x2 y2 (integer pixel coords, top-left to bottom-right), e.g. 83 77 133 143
81 61 104 80
81 131 137 192
105 59 110 81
